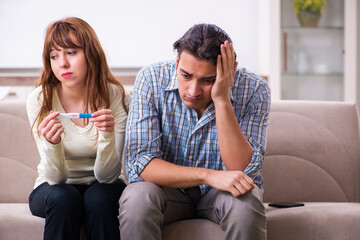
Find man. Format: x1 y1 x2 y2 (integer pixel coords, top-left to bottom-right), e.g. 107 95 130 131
119 23 271 240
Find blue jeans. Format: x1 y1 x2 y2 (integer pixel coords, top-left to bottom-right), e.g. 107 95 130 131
29 180 126 240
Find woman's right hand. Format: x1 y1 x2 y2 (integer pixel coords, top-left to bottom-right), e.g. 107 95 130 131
38 111 64 144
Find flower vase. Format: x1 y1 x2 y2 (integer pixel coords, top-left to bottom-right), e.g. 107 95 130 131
297 11 321 27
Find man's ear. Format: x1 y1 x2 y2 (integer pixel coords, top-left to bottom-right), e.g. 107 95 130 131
176 53 180 69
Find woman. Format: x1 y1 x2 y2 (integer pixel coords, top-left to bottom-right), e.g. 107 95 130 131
26 17 129 240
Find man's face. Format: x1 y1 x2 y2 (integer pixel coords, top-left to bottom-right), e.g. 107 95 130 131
176 51 217 117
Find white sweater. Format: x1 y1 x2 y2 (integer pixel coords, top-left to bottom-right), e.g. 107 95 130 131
26 83 130 189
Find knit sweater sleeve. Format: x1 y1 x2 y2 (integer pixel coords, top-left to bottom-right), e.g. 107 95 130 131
93 85 129 183
26 87 69 185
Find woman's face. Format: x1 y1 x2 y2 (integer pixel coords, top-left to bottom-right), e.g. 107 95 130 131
49 34 88 90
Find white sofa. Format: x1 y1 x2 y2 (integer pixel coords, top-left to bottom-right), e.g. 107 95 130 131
1 100 360 240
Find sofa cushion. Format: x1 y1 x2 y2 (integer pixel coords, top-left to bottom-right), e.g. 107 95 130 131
0 113 40 170
0 157 36 203
262 101 360 203
0 103 40 203
0 203 43 240
265 202 360 240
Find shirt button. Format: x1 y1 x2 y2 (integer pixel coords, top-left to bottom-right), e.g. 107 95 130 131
189 156 193 160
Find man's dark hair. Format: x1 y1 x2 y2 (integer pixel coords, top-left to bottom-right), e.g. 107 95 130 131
173 23 236 65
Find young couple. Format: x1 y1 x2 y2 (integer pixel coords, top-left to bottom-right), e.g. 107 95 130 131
27 17 270 240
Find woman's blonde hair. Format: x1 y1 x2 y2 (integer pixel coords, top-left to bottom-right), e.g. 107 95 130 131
32 17 128 135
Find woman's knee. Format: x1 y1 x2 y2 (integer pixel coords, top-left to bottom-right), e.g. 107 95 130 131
44 184 83 218
83 181 126 211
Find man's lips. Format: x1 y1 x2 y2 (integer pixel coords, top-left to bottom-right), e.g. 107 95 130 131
184 96 201 102
61 72 73 79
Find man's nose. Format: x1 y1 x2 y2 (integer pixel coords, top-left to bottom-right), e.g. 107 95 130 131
188 80 202 96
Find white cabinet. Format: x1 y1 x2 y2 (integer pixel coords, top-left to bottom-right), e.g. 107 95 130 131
269 0 358 103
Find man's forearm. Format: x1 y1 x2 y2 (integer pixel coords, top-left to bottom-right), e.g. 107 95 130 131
139 157 255 197
140 158 210 188
214 99 253 171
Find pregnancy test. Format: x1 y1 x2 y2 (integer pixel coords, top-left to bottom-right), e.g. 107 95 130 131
58 113 93 119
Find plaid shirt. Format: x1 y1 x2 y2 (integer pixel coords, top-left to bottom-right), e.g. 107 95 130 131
125 60 271 195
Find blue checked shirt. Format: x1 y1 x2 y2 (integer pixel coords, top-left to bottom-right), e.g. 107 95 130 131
125 60 271 195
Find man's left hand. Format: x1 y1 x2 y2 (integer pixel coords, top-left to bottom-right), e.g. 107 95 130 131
211 40 238 103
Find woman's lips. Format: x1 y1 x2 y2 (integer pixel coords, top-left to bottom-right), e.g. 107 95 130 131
61 72 73 79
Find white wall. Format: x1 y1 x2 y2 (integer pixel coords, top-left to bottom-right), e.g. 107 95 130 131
357 0 360 109
0 0 265 74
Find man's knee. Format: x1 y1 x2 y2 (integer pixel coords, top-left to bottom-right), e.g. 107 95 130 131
202 188 266 225
225 189 265 220
119 182 166 217
119 182 165 239
219 189 266 238
204 188 266 239
120 181 165 202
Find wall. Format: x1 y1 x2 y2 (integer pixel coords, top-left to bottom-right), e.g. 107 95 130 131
0 0 265 75
357 0 360 109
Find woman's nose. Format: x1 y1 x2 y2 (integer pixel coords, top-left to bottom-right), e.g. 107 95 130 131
59 55 69 68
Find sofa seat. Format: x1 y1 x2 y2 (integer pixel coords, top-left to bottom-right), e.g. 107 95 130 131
0 203 90 240
266 202 360 240
162 202 360 240
3 202 360 240
1 205 225 240
0 203 43 240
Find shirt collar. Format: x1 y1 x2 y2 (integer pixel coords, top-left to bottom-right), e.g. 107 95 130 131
229 88 236 102
165 63 178 91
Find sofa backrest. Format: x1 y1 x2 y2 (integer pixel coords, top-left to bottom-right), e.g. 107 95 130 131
262 101 360 203
0 101 39 203
1 100 359 204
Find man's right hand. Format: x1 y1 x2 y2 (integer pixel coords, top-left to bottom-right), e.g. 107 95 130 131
204 170 255 197
38 111 64 144
140 158 255 197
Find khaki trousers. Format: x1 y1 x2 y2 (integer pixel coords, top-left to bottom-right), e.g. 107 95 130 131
119 181 266 240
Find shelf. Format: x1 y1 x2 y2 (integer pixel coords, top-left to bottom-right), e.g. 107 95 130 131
281 26 344 31
269 0 359 102
282 72 343 77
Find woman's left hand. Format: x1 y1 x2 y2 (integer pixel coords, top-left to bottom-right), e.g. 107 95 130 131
90 109 115 132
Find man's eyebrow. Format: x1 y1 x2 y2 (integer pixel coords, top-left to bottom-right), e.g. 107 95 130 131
179 68 192 76
179 68 216 80
200 75 217 80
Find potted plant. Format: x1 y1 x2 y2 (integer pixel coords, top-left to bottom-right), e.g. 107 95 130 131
293 0 326 27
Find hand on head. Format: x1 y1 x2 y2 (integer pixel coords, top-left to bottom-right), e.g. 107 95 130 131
211 41 238 103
